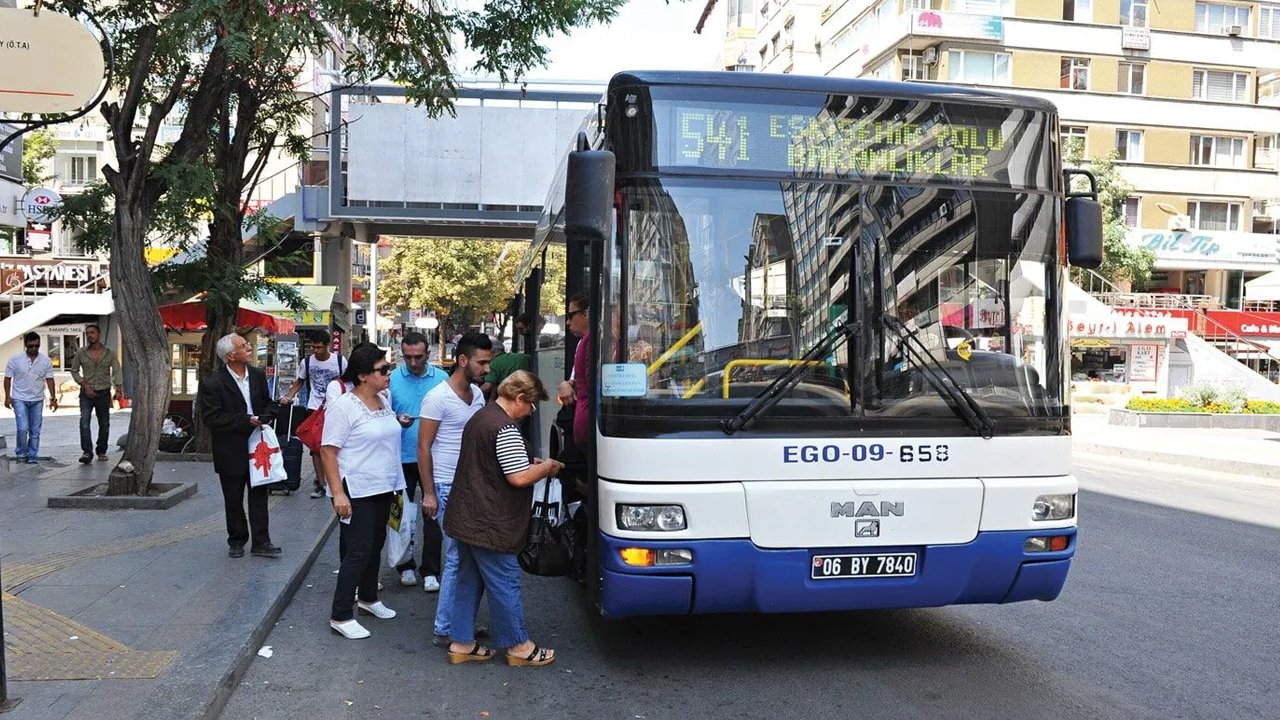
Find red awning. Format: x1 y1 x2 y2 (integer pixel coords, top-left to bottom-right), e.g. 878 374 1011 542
158 302 296 334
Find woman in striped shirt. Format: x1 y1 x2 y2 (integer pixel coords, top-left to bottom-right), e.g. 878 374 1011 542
441 370 563 667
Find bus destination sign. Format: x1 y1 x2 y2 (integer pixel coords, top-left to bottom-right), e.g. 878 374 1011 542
665 103 1027 184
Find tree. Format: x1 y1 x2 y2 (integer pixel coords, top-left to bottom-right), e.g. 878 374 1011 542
21 128 57 186
52 0 627 493
1065 142 1155 288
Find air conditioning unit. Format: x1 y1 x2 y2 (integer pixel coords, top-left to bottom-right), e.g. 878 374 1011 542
922 46 939 65
1168 214 1192 231
1225 24 1243 36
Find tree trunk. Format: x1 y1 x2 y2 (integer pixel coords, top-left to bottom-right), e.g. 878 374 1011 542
188 312 234 453
190 206 247 452
110 203 172 496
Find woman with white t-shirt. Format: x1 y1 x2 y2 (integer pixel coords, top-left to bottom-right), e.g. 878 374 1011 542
320 345 409 639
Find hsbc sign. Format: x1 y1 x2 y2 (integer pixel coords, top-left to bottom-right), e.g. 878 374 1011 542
21 188 62 224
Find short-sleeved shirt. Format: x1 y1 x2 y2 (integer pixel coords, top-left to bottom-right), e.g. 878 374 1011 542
484 352 531 389
299 353 345 410
5 352 54 402
419 382 485 488
321 392 406 498
390 363 448 464
495 426 531 475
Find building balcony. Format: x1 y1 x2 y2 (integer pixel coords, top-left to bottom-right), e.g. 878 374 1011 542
1116 164 1280 201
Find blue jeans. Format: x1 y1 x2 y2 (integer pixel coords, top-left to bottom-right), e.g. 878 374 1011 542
13 399 44 460
447 542 529 648
433 483 480 636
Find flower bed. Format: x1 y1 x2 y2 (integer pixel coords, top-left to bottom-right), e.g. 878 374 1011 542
1124 398 1280 414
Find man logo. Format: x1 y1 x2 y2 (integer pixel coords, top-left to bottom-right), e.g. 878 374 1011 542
855 519 880 538
830 501 904 518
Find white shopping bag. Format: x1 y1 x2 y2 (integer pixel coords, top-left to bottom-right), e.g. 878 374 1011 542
531 477 566 527
248 426 289 487
385 489 417 568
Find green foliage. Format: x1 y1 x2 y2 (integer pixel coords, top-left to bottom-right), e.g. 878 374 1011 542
1125 387 1280 414
378 237 527 324
21 129 57 186
1064 143 1155 286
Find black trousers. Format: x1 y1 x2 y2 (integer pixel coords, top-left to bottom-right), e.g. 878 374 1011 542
395 463 443 576
79 389 112 455
331 490 394 622
219 473 271 549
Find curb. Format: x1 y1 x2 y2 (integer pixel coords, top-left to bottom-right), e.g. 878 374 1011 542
1074 443 1280 480
199 512 338 720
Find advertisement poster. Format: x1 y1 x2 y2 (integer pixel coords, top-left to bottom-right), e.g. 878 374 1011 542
1129 344 1159 382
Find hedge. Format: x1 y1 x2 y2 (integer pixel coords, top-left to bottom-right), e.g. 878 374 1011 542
1124 398 1280 414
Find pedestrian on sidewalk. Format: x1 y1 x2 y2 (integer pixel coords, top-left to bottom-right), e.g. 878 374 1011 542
68 323 125 464
4 331 58 464
199 333 282 560
388 331 448 591
443 371 562 667
419 332 493 647
279 330 346 499
321 344 405 639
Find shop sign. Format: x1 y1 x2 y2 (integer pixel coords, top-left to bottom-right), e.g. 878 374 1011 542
1205 310 1280 336
1070 312 1188 338
0 8 107 114
1121 26 1151 51
910 10 1003 41
1129 344 1159 382
284 310 330 325
0 258 102 286
1126 229 1279 267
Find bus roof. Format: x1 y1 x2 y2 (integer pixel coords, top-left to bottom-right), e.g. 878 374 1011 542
607 70 1058 114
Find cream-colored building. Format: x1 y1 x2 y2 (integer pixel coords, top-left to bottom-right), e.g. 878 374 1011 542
705 0 1280 307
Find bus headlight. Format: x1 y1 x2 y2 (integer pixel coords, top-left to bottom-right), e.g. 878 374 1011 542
617 504 687 531
1032 494 1076 521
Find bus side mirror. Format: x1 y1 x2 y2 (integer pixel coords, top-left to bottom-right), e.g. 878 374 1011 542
564 146 616 245
1064 169 1104 269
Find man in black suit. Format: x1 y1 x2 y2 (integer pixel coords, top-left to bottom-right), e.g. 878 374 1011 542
199 333 283 559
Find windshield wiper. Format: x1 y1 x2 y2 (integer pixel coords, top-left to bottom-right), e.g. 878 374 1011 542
880 314 995 439
721 320 858 436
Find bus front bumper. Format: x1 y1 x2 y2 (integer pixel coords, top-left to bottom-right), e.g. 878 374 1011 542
597 529 1075 618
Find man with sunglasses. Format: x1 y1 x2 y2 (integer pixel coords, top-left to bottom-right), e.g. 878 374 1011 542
388 331 448 591
5 331 58 464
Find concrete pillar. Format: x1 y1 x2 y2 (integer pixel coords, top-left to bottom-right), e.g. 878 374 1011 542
319 233 352 349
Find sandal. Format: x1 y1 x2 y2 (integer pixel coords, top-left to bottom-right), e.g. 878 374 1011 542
506 644 555 667
447 642 496 665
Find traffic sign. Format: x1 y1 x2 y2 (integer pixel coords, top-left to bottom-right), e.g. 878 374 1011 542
21 188 62 224
354 309 367 325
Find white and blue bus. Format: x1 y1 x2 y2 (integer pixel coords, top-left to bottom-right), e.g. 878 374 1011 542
512 71 1103 618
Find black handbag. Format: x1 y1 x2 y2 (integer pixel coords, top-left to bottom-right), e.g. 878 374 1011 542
518 479 576 577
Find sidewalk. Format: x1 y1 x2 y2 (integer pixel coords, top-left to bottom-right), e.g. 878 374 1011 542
1072 412 1280 480
1 413 336 720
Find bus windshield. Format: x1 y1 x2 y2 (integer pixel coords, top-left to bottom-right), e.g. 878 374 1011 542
600 176 1066 437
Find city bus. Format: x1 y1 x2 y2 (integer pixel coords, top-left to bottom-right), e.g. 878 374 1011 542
511 71 1102 618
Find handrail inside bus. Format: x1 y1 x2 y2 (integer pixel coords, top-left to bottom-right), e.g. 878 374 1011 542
721 359 832 399
647 322 702 376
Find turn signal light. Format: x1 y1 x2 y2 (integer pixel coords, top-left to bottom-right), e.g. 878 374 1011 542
1025 535 1072 552
620 548 655 567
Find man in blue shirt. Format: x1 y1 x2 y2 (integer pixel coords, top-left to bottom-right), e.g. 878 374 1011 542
389 332 449 591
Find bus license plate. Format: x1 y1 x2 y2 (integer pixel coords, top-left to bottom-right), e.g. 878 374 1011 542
810 553 917 580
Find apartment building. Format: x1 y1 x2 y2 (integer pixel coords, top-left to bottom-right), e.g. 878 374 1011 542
708 0 1280 308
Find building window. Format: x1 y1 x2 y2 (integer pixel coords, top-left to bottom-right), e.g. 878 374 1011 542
1061 125 1088 156
1060 57 1090 90
951 0 1014 13
1192 69 1249 102
1120 0 1148 27
1063 0 1092 22
65 155 98 186
1191 135 1246 168
1124 197 1140 227
1261 7 1280 38
1118 63 1145 94
905 0 937 9
1115 130 1144 161
948 50 1011 84
901 53 928 81
1257 135 1276 169
1195 2 1250 34
1188 200 1242 231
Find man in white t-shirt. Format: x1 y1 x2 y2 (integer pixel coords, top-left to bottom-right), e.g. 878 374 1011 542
418 331 492 647
280 330 346 498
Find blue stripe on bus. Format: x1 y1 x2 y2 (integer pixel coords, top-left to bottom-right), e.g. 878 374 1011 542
597 529 1075 618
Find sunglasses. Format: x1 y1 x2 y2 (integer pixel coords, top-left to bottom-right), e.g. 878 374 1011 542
566 308 585 319
372 363 396 376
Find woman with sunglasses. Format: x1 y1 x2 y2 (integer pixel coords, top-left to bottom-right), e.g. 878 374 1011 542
442 370 564 666
320 344 406 639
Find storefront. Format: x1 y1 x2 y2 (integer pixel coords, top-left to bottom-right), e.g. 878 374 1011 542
1126 229 1280 308
1069 311 1188 396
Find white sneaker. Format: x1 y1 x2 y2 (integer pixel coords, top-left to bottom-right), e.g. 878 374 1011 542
423 575 440 593
357 600 396 619
330 618 371 639
399 569 417 586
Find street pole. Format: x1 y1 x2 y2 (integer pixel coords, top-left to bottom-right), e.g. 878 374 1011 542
367 239 378 344
0 553 20 712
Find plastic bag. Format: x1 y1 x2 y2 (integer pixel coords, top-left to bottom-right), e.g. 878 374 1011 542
385 489 416 568
531 477 566 526
518 478 575 577
247 426 289 487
